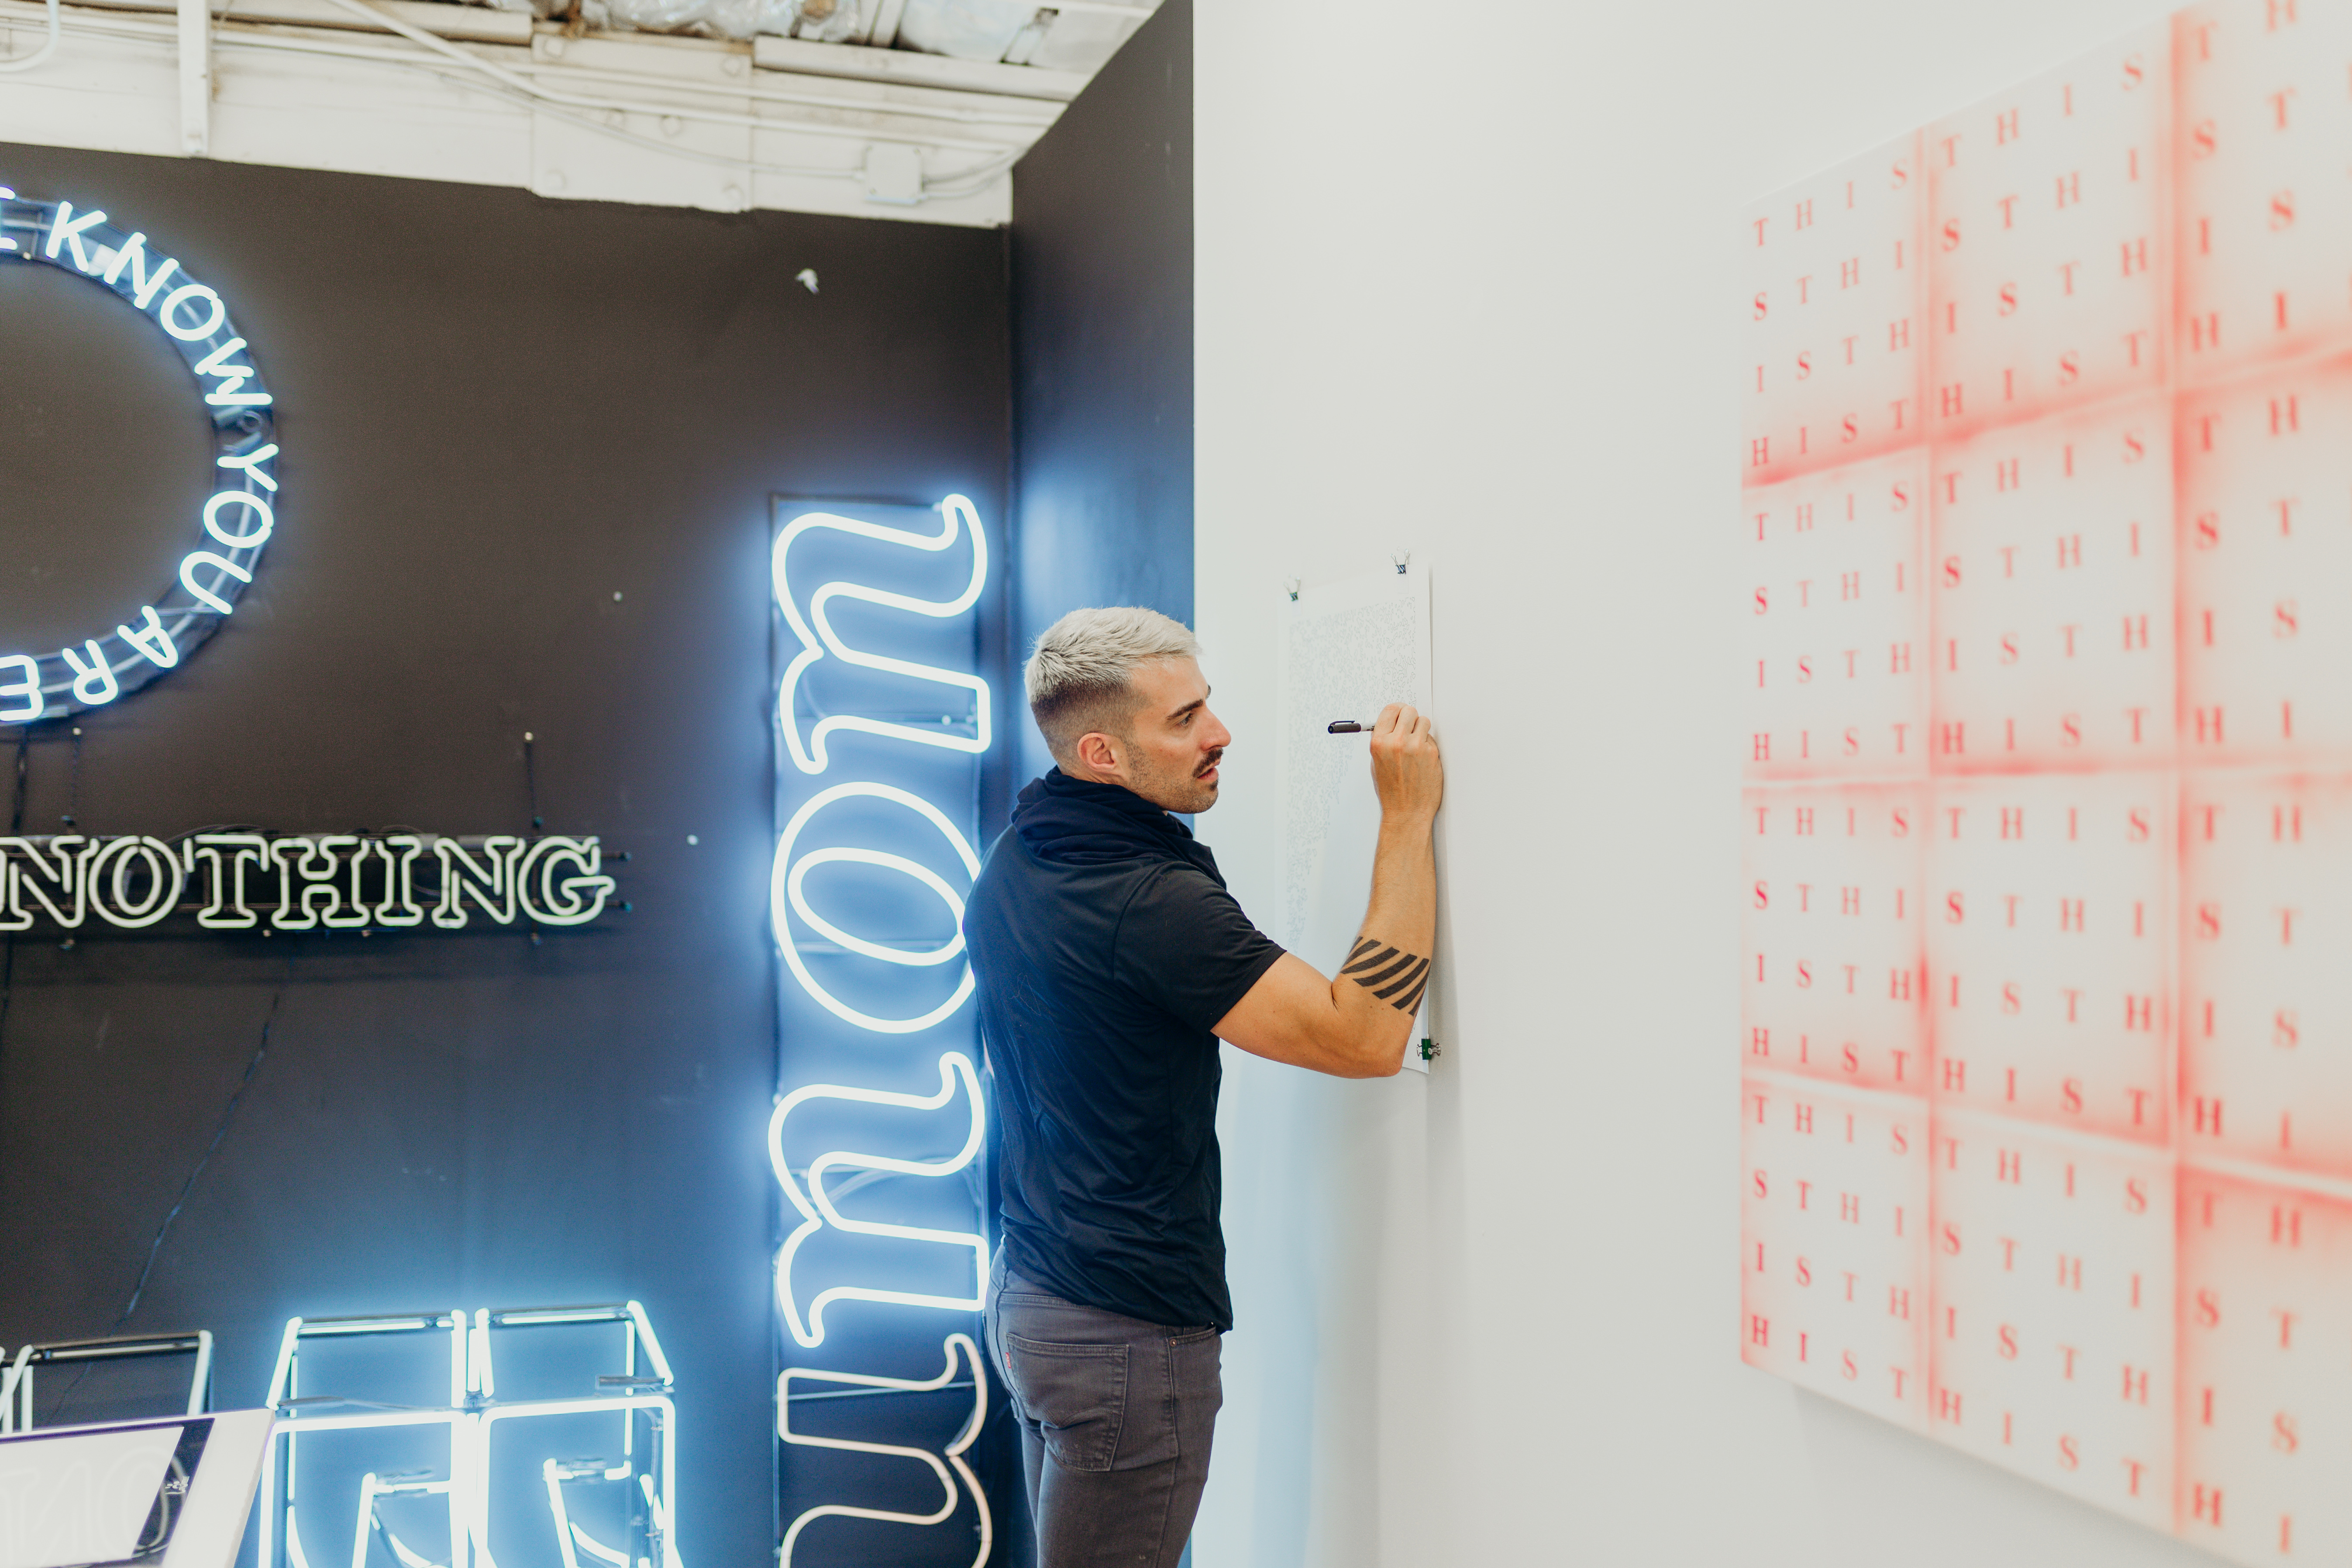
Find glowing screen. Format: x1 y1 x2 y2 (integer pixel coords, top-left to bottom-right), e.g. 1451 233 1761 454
1741 5 2352 1557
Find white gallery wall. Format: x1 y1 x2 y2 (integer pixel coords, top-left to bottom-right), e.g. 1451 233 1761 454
1189 0 2221 1564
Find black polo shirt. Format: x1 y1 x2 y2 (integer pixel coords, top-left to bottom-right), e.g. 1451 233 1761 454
964 773 1284 1330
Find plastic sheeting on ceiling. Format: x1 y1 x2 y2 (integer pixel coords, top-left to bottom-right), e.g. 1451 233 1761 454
468 0 1152 65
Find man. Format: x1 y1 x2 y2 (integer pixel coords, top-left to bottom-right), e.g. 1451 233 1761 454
963 606 1442 1567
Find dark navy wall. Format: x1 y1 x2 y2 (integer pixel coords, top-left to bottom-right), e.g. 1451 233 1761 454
0 141 1009 1568
1009 0 1194 788
0 7 1194 1554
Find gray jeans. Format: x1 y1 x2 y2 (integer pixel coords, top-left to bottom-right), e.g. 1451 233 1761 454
985 1249 1222 1568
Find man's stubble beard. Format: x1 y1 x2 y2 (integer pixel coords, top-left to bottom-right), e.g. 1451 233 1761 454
1130 744 1222 816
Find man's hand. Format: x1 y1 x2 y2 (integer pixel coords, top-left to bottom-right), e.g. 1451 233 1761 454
1213 703 1443 1079
1369 703 1443 823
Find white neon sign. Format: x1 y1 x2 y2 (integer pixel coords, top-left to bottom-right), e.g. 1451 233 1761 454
768 1051 988 1348
771 495 990 774
0 834 616 931
770 784 981 1035
776 1334 990 1568
1 191 279 718
769 493 995 1564
259 1303 681 1568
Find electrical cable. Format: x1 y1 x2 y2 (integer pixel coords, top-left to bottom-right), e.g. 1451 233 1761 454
500 52 1057 129
522 732 543 831
34 961 286 1423
471 55 1022 195
0 0 61 72
911 148 1019 196
112 971 288 1330
521 733 544 944
0 732 25 1178
419 56 1019 196
62 724 80 828
418 71 854 182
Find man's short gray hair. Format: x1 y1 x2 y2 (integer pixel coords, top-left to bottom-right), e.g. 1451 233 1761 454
1026 607 1201 760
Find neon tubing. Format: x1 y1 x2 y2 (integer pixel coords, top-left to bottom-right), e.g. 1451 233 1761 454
776 1334 989 1568
771 495 990 774
767 1053 987 1347
770 782 979 1034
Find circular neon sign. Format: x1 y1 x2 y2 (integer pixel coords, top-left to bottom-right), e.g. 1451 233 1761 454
1 190 277 722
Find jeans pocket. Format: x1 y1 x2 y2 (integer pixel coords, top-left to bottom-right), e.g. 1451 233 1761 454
1003 1334 1129 1474
1169 1327 1223 1419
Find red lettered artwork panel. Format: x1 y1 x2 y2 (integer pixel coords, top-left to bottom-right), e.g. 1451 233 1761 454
1742 1075 1930 1427
1739 5 2352 1559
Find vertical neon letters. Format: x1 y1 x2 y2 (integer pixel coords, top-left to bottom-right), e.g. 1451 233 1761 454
769 494 994 1564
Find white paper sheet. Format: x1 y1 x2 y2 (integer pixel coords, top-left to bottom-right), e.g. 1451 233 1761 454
0 1423 182 1568
1274 563 1436 1072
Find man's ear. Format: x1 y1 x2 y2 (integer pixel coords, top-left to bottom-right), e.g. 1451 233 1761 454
1073 731 1121 777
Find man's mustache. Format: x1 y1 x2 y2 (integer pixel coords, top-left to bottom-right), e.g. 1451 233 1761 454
1195 748 1225 778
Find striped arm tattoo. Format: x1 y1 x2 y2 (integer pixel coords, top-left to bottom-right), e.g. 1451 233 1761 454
1341 937 1430 1013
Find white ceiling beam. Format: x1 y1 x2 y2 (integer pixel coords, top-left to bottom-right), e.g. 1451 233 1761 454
513 30 1045 152
0 0 1013 225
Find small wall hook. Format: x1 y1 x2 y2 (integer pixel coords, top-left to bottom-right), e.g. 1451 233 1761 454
1283 577 1301 602
1391 552 1411 576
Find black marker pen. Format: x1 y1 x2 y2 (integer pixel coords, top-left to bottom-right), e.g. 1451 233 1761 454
1326 721 1366 733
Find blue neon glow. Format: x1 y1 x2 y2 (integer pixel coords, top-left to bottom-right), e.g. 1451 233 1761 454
776 1334 990 1568
260 1304 682 1568
770 781 981 1035
768 1051 988 1348
771 494 990 775
769 491 996 1563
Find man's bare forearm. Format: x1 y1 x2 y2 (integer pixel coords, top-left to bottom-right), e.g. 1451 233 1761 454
1329 811 1437 1068
1214 703 1442 1080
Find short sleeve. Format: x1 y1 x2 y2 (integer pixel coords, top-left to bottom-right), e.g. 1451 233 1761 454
1112 864 1287 1032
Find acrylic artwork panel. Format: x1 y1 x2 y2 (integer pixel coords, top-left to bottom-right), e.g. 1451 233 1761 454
1277 563 1435 1073
1739 3 2352 1557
